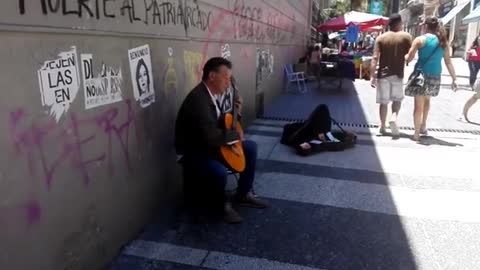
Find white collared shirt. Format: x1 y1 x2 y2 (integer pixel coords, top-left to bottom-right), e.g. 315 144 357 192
204 83 221 119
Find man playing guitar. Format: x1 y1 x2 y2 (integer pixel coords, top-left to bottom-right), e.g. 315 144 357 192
175 57 268 224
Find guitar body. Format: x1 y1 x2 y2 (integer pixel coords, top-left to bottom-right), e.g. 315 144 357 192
220 113 246 172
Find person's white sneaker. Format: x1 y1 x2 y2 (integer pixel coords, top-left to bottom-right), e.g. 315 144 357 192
389 121 400 136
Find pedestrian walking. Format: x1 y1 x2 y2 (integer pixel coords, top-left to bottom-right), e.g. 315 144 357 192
370 14 412 136
404 16 457 141
462 81 480 123
466 34 480 87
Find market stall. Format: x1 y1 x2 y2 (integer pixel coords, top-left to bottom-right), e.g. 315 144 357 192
316 12 388 80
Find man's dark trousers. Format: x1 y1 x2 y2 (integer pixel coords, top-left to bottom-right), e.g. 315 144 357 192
181 140 257 215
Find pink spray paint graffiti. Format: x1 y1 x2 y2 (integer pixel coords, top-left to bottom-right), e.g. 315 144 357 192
0 200 42 228
4 100 138 227
9 99 137 190
24 200 42 226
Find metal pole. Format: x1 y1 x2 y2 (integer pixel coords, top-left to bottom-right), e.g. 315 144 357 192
449 0 458 43
392 0 400 13
450 16 456 44
307 0 313 47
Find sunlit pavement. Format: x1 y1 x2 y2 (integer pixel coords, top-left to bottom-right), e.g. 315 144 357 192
109 61 480 270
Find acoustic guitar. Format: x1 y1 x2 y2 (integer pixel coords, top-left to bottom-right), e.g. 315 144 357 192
219 80 246 172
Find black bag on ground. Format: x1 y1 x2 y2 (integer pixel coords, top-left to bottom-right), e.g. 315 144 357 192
280 104 357 156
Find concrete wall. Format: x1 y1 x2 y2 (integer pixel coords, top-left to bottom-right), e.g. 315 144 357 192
0 0 310 269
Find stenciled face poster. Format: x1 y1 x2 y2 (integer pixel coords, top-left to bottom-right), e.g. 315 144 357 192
128 44 155 108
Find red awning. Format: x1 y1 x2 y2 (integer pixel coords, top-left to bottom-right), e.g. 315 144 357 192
362 25 384 32
317 11 389 32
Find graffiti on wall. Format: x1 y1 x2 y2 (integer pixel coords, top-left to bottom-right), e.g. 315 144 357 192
5 99 139 227
256 48 274 92
164 48 178 95
4 0 309 228
18 0 213 32
10 100 137 190
143 0 213 30
37 46 81 122
241 47 254 58
183 50 203 90
81 54 123 110
128 44 155 108
231 0 294 44
16 0 300 45
232 0 264 42
0 200 42 228
221 43 231 59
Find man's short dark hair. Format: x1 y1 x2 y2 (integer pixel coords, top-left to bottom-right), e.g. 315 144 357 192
202 57 232 81
389 14 402 28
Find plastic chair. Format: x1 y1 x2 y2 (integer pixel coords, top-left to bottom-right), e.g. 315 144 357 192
284 64 307 94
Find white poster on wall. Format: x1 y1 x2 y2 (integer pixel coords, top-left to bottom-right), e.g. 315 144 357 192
220 43 233 113
81 54 123 109
37 46 80 122
128 44 155 108
221 43 231 59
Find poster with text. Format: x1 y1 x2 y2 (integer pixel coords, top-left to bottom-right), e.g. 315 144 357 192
81 54 123 109
37 46 80 122
128 44 155 108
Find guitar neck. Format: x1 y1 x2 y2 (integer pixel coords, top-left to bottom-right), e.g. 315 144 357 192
231 84 239 127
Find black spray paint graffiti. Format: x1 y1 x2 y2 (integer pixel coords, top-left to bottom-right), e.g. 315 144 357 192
18 0 213 32
231 0 292 43
19 0 117 19
144 0 212 31
232 0 264 42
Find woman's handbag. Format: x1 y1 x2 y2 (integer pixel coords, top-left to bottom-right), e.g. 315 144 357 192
406 45 440 90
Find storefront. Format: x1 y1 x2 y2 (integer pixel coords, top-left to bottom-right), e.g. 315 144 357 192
400 0 424 37
439 0 470 56
464 0 480 57
400 0 480 57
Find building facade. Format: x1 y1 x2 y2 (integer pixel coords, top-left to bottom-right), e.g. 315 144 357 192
0 1 310 269
310 0 333 44
400 0 478 57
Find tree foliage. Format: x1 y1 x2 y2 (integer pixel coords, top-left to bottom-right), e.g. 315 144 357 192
351 0 367 12
320 0 351 22
319 0 394 24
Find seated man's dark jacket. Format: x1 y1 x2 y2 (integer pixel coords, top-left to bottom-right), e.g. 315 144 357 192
175 82 239 157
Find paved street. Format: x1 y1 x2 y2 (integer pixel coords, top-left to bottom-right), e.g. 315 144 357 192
264 59 480 132
109 71 480 269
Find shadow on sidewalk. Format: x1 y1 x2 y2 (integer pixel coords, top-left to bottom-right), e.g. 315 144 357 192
379 132 464 147
466 121 480 126
252 78 420 269
110 77 420 270
417 136 464 147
